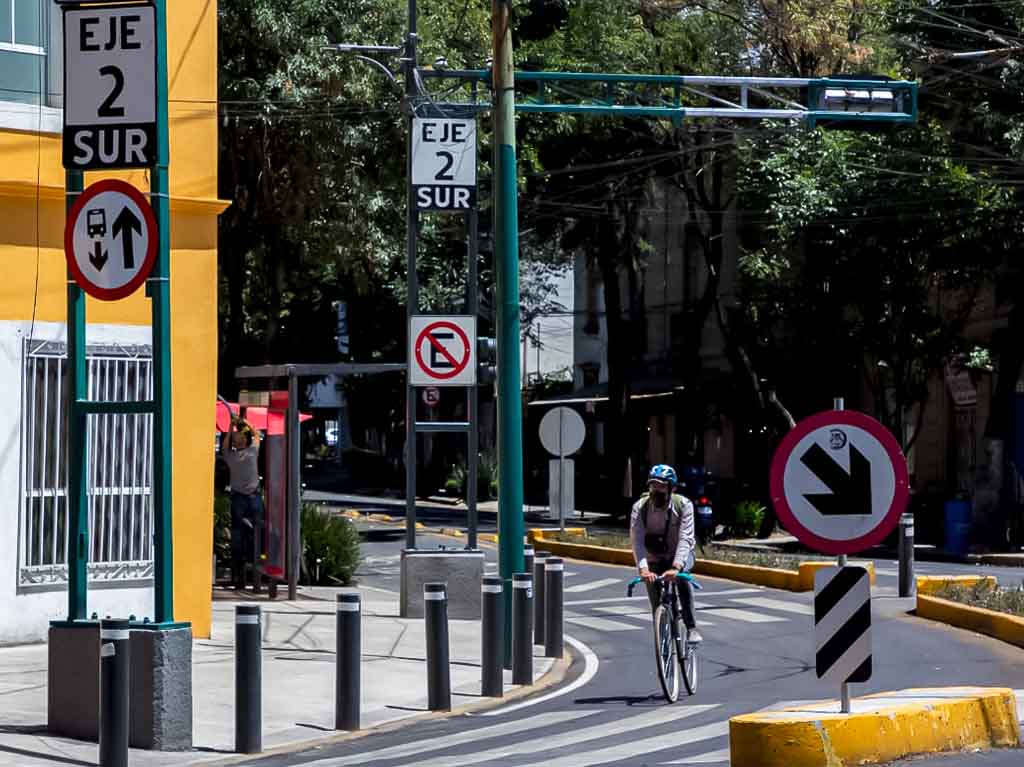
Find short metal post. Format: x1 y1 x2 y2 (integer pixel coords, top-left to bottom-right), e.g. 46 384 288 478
235 605 262 753
544 557 564 658
899 514 915 598
335 591 360 731
424 583 451 711
481 575 504 697
99 618 130 767
524 546 534 580
512 572 533 684
533 551 548 645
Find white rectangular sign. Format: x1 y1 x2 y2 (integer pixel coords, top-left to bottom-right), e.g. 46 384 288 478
409 315 477 386
411 118 476 211
63 4 157 170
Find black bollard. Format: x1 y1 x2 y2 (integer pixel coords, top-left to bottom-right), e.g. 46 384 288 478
899 514 916 598
533 551 548 645
336 591 361 731
524 547 534 582
99 618 130 767
544 557 564 658
424 583 451 711
512 572 533 684
481 575 504 697
235 604 262 753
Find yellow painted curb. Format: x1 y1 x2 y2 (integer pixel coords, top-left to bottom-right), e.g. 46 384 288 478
916 575 997 596
527 528 586 542
730 687 1020 767
917 593 1024 649
693 559 801 590
797 561 876 591
478 533 499 543
532 537 634 566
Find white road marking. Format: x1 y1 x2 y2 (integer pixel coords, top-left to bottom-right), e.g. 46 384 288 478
564 587 761 608
536 720 731 767
706 608 787 624
564 577 621 593
661 747 731 764
733 596 813 616
296 710 596 766
401 705 721 767
566 615 643 632
480 634 598 716
594 605 652 617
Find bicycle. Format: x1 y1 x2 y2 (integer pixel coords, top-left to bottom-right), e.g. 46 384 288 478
628 572 701 702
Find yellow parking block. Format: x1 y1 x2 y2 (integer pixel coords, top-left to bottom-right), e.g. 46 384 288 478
729 687 1020 767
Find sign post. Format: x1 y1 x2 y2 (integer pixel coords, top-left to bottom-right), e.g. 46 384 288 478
538 407 586 530
770 401 909 713
59 0 176 626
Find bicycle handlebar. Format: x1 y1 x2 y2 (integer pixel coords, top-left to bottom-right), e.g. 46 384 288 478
626 571 701 597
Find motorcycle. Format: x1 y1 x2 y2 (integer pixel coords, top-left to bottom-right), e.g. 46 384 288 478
679 465 716 552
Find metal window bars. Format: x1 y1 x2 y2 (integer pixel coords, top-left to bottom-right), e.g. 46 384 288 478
19 339 154 586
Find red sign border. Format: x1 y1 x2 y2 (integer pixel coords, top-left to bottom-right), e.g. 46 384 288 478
414 320 472 380
64 179 157 301
769 409 910 556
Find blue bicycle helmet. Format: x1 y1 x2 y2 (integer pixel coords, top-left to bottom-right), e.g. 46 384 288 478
648 464 677 485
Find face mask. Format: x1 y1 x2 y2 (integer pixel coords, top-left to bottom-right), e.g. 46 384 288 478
650 489 668 507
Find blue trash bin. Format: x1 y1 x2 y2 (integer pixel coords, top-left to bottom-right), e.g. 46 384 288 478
944 498 972 556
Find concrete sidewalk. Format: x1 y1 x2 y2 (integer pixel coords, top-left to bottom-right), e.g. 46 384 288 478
0 585 558 766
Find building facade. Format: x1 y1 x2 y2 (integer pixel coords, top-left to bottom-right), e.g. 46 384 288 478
0 0 222 643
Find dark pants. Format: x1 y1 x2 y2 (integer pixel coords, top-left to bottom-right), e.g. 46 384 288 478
230 491 264 582
645 554 697 629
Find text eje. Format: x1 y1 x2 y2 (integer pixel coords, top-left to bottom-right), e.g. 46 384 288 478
419 121 469 144
79 14 143 52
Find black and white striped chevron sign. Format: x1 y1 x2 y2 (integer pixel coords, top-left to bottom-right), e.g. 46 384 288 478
814 566 871 683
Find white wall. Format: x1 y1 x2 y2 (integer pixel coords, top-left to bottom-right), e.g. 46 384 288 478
0 320 154 645
523 268 574 382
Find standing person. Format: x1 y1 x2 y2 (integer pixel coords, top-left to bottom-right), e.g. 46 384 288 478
221 417 263 589
630 464 702 643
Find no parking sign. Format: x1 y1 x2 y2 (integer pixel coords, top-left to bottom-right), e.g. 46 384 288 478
409 316 476 386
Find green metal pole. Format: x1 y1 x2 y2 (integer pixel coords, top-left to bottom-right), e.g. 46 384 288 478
66 170 88 621
492 0 524 666
149 0 174 624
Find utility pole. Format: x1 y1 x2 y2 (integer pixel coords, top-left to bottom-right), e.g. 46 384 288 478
492 0 525 665
404 0 419 550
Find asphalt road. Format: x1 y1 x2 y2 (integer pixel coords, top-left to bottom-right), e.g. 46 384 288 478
240 532 1024 767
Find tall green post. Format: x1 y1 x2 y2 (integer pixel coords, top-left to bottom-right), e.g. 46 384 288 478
66 170 87 621
150 0 174 624
492 0 524 664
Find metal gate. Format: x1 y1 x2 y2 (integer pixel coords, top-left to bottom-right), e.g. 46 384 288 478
19 340 154 586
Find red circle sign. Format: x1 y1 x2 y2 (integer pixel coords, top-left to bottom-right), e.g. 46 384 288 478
414 321 471 380
769 410 910 556
64 179 157 301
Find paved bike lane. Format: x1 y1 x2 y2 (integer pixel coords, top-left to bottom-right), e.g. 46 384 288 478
239 543 1024 767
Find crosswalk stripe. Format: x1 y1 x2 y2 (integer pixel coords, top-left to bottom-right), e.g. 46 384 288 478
564 587 761 608
660 747 731 764
565 615 642 632
532 720 730 767
591 605 716 629
733 596 813 616
706 608 787 624
398 705 720 767
295 710 596 767
564 577 620 593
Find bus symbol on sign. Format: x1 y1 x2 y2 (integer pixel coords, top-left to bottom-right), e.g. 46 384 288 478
62 5 157 170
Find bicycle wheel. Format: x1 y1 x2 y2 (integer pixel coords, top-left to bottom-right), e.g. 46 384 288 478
653 604 679 703
680 623 699 695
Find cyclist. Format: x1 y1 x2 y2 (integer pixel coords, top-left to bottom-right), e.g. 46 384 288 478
630 464 702 643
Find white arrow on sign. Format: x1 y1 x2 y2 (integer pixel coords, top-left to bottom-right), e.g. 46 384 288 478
64 180 157 301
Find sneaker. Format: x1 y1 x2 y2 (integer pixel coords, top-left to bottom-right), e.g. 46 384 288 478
687 627 703 644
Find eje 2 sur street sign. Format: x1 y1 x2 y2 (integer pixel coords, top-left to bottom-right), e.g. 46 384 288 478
769 410 909 555
411 118 477 211
409 315 477 386
65 179 157 300
63 3 157 170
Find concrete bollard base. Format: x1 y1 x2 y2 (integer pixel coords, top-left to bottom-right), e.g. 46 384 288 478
401 549 486 619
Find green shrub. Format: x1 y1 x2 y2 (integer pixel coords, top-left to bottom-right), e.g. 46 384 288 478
444 453 498 500
213 494 232 566
301 503 361 586
732 501 766 538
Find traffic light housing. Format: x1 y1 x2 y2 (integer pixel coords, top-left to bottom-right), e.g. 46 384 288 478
477 336 496 386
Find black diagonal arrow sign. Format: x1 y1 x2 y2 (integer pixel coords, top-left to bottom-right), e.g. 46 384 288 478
112 207 142 269
800 442 872 516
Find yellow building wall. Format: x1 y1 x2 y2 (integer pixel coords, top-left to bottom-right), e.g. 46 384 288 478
0 0 223 637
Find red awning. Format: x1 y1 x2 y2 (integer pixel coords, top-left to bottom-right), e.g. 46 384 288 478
216 401 312 436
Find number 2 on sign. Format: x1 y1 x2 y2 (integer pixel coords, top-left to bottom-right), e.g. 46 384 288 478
435 152 455 181
97 66 125 118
